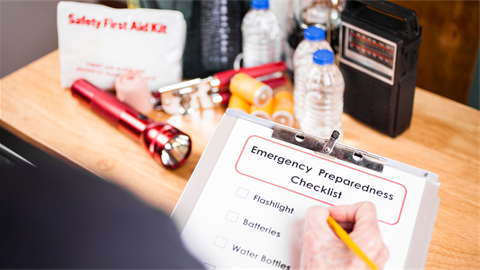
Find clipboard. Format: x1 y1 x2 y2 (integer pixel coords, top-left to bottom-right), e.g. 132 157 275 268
172 109 440 269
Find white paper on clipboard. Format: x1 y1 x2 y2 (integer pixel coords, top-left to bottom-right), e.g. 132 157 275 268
172 110 440 269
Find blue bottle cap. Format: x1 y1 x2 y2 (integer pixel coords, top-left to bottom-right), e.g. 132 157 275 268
313 50 335 65
251 0 269 10
304 26 325 41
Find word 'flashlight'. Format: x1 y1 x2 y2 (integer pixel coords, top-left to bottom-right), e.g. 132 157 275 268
71 79 191 169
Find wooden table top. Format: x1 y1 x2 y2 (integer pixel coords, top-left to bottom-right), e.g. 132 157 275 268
1 51 479 269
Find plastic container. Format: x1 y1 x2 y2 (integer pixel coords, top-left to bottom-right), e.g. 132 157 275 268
241 0 282 67
301 0 344 53
293 26 332 121
301 50 344 139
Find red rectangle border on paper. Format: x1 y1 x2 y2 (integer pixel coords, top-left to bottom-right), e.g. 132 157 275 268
234 135 407 225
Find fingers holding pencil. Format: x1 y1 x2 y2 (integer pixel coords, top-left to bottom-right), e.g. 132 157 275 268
329 202 389 268
300 202 389 270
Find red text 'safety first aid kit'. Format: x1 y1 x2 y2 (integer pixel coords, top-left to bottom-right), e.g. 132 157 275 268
57 1 186 90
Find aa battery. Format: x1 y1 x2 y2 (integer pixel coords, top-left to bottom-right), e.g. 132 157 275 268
251 98 274 120
229 72 272 108
228 94 250 114
272 91 294 127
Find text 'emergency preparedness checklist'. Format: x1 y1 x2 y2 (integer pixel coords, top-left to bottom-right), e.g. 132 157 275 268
176 117 432 270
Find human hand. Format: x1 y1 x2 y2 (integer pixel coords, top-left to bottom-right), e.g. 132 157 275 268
300 202 389 269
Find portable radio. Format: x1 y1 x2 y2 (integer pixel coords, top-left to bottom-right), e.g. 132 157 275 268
339 0 422 137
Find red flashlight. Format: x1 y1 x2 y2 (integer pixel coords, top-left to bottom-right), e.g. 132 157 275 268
71 79 191 169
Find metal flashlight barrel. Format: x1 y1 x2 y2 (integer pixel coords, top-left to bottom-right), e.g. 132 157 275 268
71 79 191 169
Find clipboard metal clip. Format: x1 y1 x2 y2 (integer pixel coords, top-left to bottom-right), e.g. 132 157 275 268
272 126 386 173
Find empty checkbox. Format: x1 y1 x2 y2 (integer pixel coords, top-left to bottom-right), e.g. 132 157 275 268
203 263 215 270
225 211 239 223
213 236 228 249
236 187 249 198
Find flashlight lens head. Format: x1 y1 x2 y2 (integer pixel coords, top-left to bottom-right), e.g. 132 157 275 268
161 134 191 168
142 123 192 169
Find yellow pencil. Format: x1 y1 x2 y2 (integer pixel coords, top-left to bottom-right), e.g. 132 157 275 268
327 216 378 270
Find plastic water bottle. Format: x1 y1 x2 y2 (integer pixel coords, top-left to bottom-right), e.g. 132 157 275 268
301 0 345 53
301 50 344 139
293 26 332 121
241 0 282 67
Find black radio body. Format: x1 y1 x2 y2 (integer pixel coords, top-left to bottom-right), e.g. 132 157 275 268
339 0 422 137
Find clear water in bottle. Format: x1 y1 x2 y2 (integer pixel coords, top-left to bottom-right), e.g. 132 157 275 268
293 26 332 121
301 50 344 139
241 0 282 67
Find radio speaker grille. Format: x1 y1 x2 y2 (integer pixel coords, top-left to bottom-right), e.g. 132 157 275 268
341 63 395 135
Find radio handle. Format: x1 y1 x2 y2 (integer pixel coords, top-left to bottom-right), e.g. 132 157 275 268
351 0 419 40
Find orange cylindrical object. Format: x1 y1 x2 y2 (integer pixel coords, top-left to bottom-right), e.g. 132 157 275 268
272 91 295 126
273 91 294 114
228 94 250 114
251 98 274 120
229 73 272 108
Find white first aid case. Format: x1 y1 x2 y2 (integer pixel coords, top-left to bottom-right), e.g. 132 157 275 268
57 1 186 90
172 109 440 269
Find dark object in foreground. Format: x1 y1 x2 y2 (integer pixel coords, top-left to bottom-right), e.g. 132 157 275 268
0 151 202 269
